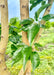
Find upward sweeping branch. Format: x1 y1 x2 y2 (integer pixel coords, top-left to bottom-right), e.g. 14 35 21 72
18 0 32 75
0 0 10 75
35 0 53 43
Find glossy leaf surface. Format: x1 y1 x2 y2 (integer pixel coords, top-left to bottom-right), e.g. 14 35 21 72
20 18 34 25
35 4 51 21
30 0 43 11
22 46 32 70
31 51 40 70
42 14 54 21
27 24 40 45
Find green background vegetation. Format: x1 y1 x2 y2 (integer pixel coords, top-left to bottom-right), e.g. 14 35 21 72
5 18 54 75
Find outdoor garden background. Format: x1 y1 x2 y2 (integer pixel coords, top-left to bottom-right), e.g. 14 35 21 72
0 0 54 75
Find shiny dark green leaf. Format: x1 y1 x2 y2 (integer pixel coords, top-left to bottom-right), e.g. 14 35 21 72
35 4 51 21
22 46 32 70
42 14 54 21
30 0 37 4
20 18 34 25
11 44 17 50
31 51 40 70
30 0 43 11
27 24 40 45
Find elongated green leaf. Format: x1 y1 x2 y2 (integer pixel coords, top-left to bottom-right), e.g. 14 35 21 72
35 4 51 21
20 18 34 25
31 51 40 70
27 24 40 45
42 14 54 21
30 0 43 11
22 46 32 70
12 48 22 65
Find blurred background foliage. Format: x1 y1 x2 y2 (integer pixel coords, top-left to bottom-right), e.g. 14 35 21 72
0 17 54 75
3 17 54 75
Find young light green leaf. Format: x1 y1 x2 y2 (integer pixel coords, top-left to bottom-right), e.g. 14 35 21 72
31 51 40 70
22 46 32 70
10 18 16 25
45 21 52 29
12 48 22 65
35 4 51 21
42 14 54 21
27 24 40 46
20 18 34 25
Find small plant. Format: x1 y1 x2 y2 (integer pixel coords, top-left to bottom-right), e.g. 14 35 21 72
10 0 54 71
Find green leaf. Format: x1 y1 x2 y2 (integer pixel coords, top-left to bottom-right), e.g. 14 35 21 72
35 4 51 21
30 51 40 70
41 1 46 5
11 44 17 50
42 14 54 21
9 34 21 44
10 18 16 25
30 0 43 11
27 24 40 45
12 48 22 65
9 26 17 34
22 46 32 70
45 21 51 29
20 18 34 25
34 43 42 47
11 44 17 55
30 0 37 4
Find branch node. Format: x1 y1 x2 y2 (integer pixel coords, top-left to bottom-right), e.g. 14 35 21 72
0 5 5 8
